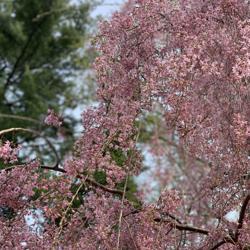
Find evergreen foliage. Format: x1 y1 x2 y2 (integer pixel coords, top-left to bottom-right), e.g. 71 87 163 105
0 0 95 164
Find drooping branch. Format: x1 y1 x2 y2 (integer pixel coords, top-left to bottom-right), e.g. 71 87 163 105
32 7 68 22
0 127 125 197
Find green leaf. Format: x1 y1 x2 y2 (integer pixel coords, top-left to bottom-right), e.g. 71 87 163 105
110 148 127 167
72 197 82 209
93 170 107 185
31 188 48 201
116 177 142 209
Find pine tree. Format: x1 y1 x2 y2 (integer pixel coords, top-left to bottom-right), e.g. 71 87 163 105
0 0 96 166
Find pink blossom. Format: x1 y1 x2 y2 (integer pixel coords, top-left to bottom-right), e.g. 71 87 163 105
1 0 250 249
0 141 20 163
44 109 62 127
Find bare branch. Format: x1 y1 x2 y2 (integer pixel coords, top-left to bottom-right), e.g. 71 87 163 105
235 193 250 241
84 177 123 195
209 236 236 250
116 174 129 250
0 113 41 124
154 217 209 235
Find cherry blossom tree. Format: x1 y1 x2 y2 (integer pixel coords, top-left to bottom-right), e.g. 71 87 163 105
0 0 249 249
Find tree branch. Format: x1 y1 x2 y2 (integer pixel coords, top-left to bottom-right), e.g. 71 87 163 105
154 217 209 235
41 165 66 173
4 28 37 89
123 208 209 236
4 13 49 90
40 166 124 195
209 236 236 250
174 223 209 235
235 193 250 241
0 113 41 124
0 127 34 136
116 174 129 250
85 177 123 195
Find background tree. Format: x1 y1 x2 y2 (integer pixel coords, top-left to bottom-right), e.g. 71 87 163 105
0 0 250 249
0 0 96 168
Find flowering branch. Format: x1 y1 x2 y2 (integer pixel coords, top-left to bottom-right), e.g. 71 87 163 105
40 166 124 195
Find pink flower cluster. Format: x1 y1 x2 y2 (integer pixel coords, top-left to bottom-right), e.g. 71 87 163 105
44 109 62 127
0 141 20 163
233 114 249 147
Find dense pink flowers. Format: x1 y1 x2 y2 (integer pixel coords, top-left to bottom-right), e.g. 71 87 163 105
0 140 20 163
0 0 250 249
233 114 249 146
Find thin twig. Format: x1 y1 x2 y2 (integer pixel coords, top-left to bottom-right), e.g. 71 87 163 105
116 121 142 249
0 113 40 124
123 217 139 250
52 176 88 249
116 174 129 250
32 7 68 22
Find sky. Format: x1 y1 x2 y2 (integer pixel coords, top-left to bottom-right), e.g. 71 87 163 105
91 0 125 18
65 0 125 126
70 0 125 18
